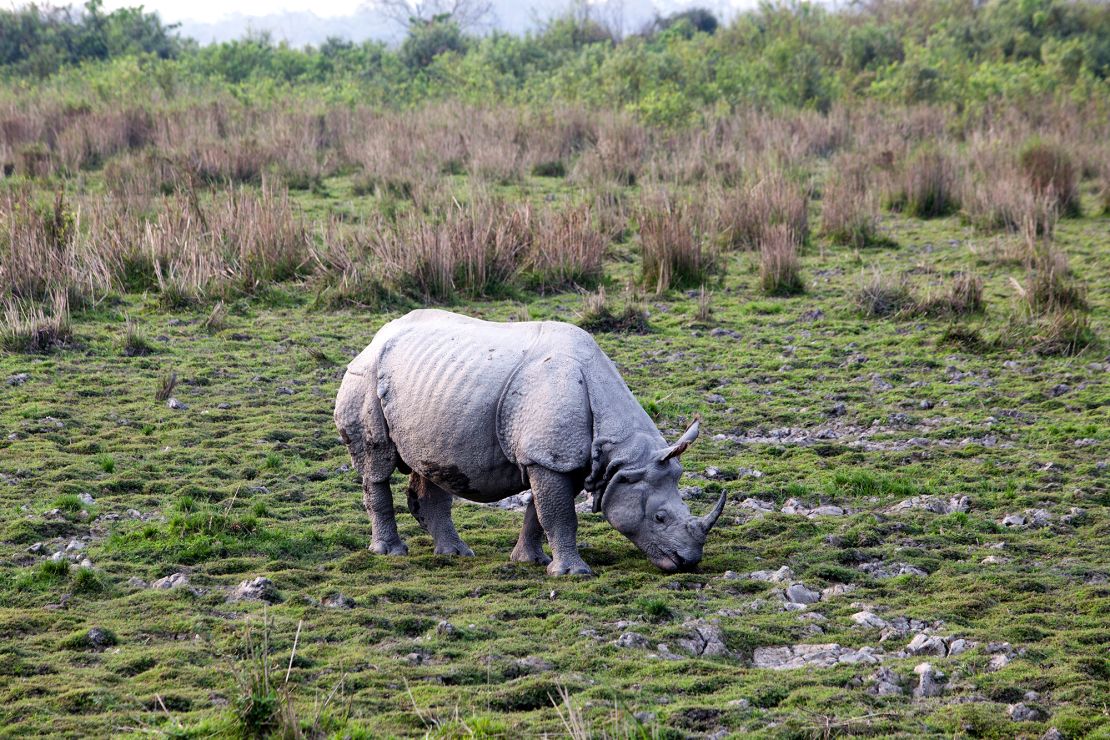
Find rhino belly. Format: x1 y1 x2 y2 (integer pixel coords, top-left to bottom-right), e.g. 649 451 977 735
375 326 530 502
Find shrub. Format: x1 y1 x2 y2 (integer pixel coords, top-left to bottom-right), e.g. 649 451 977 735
887 148 959 218
919 272 984 317
637 192 716 292
821 157 886 248
1024 247 1087 314
525 205 607 290
856 270 915 317
1 291 72 353
1033 311 1095 356
121 316 152 356
759 224 805 296
714 174 809 250
577 286 650 334
1019 140 1080 218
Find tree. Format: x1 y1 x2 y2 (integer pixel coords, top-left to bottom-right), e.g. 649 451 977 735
376 0 492 31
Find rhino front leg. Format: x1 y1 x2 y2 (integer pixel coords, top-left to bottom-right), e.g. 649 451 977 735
528 466 591 576
364 479 408 556
408 475 474 556
510 497 551 565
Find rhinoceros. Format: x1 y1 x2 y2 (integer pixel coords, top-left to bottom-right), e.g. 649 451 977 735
334 309 725 575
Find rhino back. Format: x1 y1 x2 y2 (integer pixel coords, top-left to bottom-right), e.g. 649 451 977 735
374 311 547 500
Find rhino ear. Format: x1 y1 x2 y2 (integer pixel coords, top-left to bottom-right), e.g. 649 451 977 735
658 417 699 462
497 355 593 474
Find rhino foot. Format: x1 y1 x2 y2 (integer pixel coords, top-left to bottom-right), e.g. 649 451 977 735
510 546 552 566
435 541 475 556
370 539 408 556
547 558 592 577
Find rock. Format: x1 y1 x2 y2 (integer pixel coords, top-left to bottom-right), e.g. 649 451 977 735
851 611 889 629
633 712 656 724
6 373 30 385
785 583 821 605
821 583 856 599
228 577 281 603
1040 728 1063 740
65 538 85 552
1062 507 1087 524
913 662 944 698
77 492 95 506
1048 383 1070 397
676 620 729 657
889 495 969 515
27 542 45 554
919 399 934 409
858 561 928 579
508 656 553 677
781 498 810 515
87 627 116 650
906 633 948 657
435 620 457 637
868 667 903 696
126 577 149 588
705 466 719 478
947 638 976 656
749 566 794 583
1028 509 1052 527
727 698 750 709
217 403 232 410
753 643 881 670
739 498 776 514
1008 703 1043 722
616 632 650 649
167 398 188 410
809 505 845 517
981 555 1009 565
152 573 189 590
1001 513 1027 527
988 654 1011 671
404 652 425 665
322 592 355 609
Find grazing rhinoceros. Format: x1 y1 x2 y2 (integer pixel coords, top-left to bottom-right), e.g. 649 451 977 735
334 309 725 575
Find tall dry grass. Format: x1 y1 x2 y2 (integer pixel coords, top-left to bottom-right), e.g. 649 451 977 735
637 190 716 293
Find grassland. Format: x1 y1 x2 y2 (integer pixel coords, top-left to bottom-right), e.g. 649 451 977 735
1 107 1109 737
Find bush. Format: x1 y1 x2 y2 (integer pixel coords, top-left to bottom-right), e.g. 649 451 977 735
821 156 885 248
919 272 984 317
577 286 651 334
637 192 716 292
1 291 72 353
759 224 804 296
1020 140 1080 218
1024 248 1087 314
714 174 809 251
887 148 959 218
856 270 915 317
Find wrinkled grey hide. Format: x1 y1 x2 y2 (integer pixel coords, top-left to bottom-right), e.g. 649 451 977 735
334 309 725 575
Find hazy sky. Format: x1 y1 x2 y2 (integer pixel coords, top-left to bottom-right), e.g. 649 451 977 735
91 0 750 25
100 0 370 24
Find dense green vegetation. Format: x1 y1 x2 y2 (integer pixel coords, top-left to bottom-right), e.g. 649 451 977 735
3 0 1110 117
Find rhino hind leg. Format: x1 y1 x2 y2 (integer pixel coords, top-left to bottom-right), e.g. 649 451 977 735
528 466 592 576
408 474 474 556
510 498 551 565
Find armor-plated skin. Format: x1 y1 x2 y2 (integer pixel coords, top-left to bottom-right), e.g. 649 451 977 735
335 309 725 575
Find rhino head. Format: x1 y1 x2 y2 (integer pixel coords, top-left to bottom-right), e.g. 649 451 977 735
587 419 726 572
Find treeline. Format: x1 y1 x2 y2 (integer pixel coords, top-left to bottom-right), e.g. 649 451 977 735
2 0 1110 119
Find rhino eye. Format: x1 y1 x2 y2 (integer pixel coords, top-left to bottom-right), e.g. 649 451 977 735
654 511 667 524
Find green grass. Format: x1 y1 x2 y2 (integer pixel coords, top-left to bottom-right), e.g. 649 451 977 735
0 180 1107 737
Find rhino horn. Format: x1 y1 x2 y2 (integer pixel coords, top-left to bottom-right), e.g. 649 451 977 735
658 417 700 462
694 491 727 536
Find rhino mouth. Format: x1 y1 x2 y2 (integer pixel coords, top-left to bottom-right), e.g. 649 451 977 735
652 551 699 573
